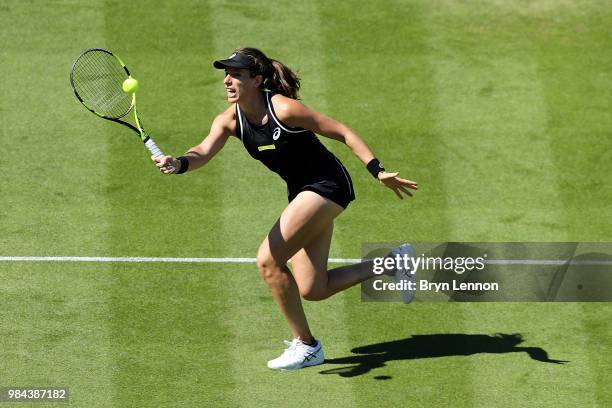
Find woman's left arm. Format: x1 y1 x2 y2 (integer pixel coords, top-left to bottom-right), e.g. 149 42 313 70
274 95 418 199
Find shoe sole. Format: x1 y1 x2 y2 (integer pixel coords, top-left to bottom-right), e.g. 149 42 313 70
268 353 325 371
274 359 324 372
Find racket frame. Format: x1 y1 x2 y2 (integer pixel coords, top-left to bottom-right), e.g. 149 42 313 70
70 48 170 163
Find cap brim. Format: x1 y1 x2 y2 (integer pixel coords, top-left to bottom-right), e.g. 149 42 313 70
213 59 251 69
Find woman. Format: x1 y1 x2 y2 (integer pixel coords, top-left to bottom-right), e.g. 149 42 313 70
154 48 418 371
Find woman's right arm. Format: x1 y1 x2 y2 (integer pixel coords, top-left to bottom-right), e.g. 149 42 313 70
154 107 235 174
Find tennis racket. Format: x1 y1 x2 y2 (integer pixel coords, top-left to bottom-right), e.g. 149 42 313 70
70 48 174 171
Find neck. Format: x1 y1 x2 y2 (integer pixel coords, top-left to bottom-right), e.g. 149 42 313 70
238 91 266 124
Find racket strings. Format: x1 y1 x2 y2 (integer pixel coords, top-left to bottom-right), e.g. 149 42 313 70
71 50 132 119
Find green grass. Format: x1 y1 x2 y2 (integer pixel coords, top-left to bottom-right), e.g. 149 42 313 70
1 0 612 406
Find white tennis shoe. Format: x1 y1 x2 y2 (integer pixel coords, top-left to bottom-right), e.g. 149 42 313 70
388 243 416 303
267 338 324 371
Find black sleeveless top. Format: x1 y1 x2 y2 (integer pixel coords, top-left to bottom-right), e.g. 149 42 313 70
235 91 353 191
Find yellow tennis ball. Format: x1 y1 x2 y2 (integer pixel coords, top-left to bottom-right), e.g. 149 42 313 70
122 77 139 93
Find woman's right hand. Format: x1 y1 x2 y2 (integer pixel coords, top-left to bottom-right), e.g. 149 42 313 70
152 155 178 174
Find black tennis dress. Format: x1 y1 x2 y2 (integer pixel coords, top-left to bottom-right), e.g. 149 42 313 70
235 91 355 208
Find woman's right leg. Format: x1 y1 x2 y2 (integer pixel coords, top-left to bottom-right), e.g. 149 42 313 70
256 191 344 343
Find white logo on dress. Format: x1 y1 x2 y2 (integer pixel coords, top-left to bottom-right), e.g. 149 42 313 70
273 127 281 140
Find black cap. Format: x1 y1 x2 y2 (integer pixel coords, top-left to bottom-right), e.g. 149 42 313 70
213 52 256 70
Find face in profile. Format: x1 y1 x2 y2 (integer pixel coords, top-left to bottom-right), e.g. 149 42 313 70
224 68 262 102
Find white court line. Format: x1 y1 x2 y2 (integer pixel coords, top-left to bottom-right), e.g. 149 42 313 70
485 260 612 266
0 256 361 264
0 256 611 265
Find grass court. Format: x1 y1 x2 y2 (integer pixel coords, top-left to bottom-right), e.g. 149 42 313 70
1 1 611 406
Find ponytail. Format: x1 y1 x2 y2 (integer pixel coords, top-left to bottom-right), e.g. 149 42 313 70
234 47 301 99
266 59 301 99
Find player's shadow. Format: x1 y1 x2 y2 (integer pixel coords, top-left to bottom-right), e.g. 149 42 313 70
319 333 568 378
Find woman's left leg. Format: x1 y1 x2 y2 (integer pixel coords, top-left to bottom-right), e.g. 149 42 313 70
291 227 379 302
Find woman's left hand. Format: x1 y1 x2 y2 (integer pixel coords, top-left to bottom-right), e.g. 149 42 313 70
378 171 418 199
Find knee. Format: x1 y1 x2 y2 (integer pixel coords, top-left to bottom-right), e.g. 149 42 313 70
256 249 284 283
300 286 328 302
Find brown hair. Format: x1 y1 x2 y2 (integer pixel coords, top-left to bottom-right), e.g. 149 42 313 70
235 47 301 99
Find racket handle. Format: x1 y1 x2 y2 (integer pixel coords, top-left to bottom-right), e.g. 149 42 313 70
144 138 176 172
145 137 165 158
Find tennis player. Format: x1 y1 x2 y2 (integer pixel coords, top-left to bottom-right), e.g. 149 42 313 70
154 48 418 371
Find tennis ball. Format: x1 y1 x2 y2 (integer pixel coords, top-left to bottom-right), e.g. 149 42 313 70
122 77 139 93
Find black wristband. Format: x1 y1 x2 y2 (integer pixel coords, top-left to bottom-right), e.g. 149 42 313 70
176 156 189 174
366 158 385 179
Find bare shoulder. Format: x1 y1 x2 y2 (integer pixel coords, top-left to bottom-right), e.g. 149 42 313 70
213 104 237 136
270 94 309 123
216 104 236 124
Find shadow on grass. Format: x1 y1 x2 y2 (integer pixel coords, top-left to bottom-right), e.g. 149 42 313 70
319 333 568 378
